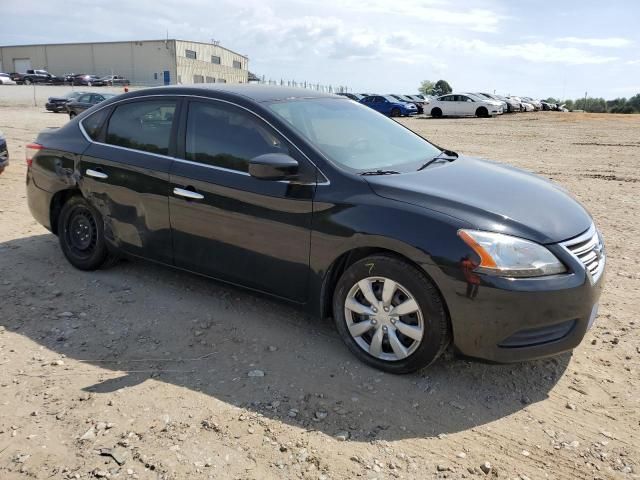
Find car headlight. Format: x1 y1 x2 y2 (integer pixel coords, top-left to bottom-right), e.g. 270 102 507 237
458 229 566 277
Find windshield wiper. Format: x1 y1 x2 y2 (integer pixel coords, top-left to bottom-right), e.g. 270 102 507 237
360 170 401 176
417 149 458 171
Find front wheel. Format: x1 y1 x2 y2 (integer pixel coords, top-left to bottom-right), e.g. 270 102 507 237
476 106 489 118
390 107 401 117
69 111 77 119
58 196 116 270
430 107 442 118
333 255 450 374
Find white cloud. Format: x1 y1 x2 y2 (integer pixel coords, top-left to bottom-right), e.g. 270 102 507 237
556 37 632 48
447 39 619 64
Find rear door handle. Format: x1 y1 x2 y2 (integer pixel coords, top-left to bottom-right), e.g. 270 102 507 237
173 187 204 200
86 168 108 179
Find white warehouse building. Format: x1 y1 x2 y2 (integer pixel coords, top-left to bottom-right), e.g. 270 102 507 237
0 39 249 86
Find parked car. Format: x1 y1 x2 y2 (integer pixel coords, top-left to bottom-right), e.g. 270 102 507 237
71 74 106 86
100 75 130 86
10 69 64 85
336 92 365 102
46 91 90 113
429 93 503 118
0 130 8 174
521 97 542 110
360 95 418 117
66 93 116 118
25 85 605 373
0 73 17 85
389 94 424 114
477 93 519 113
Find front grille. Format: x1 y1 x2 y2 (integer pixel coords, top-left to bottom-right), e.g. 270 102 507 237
499 319 576 348
561 224 605 283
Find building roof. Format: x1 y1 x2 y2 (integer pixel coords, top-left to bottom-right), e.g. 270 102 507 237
0 39 248 59
125 84 339 103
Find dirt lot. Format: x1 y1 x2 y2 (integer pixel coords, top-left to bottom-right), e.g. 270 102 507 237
0 106 638 480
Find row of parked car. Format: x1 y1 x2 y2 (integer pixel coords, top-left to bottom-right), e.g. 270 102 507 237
1 69 130 86
338 92 558 118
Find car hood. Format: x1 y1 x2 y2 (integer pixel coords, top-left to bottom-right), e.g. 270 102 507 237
48 96 71 102
364 156 592 244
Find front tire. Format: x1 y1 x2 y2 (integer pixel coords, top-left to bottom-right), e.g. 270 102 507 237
69 111 76 119
333 255 450 374
476 106 489 118
390 107 401 117
57 196 115 270
430 107 442 118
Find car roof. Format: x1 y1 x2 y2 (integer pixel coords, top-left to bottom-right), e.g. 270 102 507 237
122 84 341 103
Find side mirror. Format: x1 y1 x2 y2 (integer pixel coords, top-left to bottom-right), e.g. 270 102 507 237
249 153 298 181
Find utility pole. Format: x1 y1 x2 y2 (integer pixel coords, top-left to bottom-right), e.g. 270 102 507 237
584 91 588 112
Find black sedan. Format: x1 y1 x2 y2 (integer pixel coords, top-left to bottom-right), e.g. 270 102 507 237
66 93 116 118
71 74 106 86
0 130 8 174
25 85 605 373
46 91 90 113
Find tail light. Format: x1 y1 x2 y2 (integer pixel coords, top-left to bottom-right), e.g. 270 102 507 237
25 143 43 167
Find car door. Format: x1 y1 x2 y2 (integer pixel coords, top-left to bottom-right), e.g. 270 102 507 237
438 95 452 115
169 99 316 302
457 95 475 116
73 94 94 114
79 98 179 264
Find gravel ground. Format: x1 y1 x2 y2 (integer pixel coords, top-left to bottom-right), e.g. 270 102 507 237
0 105 638 480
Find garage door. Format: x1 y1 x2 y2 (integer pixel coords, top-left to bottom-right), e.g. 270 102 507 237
14 58 32 73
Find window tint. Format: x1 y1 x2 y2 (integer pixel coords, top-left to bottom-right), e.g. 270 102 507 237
185 101 290 173
82 108 110 141
106 100 177 155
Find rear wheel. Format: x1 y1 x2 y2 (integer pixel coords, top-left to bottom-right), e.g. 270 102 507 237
333 255 450 374
476 106 489 118
24 78 32 85
69 111 77 119
430 107 442 118
57 196 116 270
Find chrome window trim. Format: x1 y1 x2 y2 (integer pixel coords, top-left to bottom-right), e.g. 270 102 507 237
77 93 330 185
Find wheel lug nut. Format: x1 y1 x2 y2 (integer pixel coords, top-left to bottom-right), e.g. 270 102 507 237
383 306 389 312
371 319 377 325
391 318 396 324
382 326 388 332
372 307 377 313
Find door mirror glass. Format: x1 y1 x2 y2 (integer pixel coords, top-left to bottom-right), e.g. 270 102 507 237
249 153 298 181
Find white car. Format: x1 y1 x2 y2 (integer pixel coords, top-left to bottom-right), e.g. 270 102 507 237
0 73 17 85
428 93 504 118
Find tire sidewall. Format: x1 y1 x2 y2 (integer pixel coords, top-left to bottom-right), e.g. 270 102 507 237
58 196 109 270
333 255 449 374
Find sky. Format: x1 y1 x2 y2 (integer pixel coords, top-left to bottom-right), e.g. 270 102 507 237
1 0 639 99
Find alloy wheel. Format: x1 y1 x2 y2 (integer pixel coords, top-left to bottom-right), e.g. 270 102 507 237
344 276 424 361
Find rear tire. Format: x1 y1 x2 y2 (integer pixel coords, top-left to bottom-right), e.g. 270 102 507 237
430 107 442 118
476 106 489 118
333 254 450 374
24 78 32 85
69 111 77 119
57 196 116 270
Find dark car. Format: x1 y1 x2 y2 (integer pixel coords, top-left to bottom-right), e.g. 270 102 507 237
46 91 90 113
10 69 64 85
0 130 8 174
25 85 605 373
72 74 106 86
336 92 365 102
389 94 424 114
66 93 116 118
360 95 418 117
100 75 130 86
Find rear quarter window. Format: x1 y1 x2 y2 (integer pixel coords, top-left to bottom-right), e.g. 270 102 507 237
82 108 110 141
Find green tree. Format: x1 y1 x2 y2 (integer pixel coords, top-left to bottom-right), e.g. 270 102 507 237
418 80 435 96
433 79 452 96
564 99 574 111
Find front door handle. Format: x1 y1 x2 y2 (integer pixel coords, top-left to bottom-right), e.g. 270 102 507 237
86 168 108 179
173 187 204 200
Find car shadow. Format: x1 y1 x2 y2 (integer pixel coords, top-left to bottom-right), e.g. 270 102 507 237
0 233 570 442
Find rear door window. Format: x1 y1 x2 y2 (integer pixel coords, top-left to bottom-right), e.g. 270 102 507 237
82 108 111 141
106 100 177 155
184 100 290 173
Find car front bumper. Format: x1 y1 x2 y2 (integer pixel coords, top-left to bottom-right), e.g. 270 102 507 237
435 242 606 363
45 102 66 112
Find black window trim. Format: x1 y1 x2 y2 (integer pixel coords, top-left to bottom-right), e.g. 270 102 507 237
77 94 329 185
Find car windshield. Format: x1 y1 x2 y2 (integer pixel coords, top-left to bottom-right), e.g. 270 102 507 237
383 95 401 103
267 98 440 172
102 94 117 99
